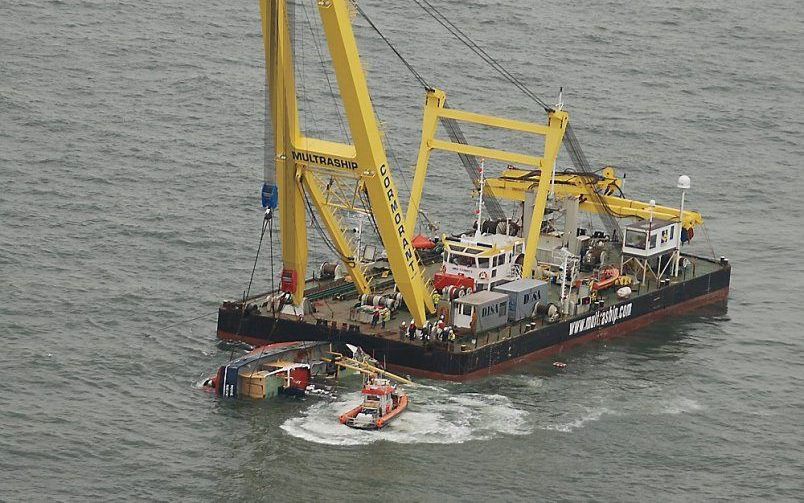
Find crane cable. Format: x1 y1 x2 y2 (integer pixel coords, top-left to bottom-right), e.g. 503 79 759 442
404 0 623 233
408 0 553 112
354 3 432 91
246 214 271 301
354 2 505 219
301 0 351 143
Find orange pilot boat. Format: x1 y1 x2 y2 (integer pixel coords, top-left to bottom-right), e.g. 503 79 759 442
591 266 620 292
339 376 408 430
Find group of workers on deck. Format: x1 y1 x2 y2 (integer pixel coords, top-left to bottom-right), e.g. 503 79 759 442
399 315 456 344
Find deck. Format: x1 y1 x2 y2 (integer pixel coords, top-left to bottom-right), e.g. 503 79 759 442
240 251 724 356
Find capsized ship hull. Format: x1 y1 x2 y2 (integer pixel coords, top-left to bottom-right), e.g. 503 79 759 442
217 259 730 381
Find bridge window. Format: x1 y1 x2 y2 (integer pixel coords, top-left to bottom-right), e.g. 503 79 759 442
625 229 647 249
448 253 476 267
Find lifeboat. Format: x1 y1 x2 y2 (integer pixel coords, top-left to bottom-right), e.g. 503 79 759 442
591 266 620 292
339 376 408 430
412 234 436 250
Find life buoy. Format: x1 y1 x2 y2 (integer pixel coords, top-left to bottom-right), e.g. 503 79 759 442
479 271 488 280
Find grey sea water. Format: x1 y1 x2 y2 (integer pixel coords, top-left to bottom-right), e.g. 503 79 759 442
1 0 803 500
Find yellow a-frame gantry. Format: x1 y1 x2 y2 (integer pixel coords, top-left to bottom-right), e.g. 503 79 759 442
405 88 568 278
404 90 703 279
260 0 433 325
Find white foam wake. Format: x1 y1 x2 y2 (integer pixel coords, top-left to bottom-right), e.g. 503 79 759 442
656 396 703 415
280 388 530 446
543 407 614 433
539 395 704 433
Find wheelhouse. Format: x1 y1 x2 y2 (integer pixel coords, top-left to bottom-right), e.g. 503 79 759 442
440 234 524 292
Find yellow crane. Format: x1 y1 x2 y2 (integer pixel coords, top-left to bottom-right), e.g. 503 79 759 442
260 0 433 324
484 166 703 229
259 0 701 326
404 87 568 279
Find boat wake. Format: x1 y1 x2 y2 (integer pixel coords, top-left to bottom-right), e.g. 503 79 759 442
542 407 615 433
280 387 530 445
655 396 702 415
539 396 703 432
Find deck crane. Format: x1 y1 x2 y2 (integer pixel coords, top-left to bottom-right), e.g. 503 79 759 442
260 0 701 326
406 88 569 279
260 0 434 325
484 166 703 229
405 94 704 276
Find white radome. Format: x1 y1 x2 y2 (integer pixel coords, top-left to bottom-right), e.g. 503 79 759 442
677 175 691 189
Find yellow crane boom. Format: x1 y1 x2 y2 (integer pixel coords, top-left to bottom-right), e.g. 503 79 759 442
260 0 433 324
485 166 703 228
259 0 698 324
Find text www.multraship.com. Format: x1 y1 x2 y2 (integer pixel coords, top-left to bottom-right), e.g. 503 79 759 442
568 302 633 336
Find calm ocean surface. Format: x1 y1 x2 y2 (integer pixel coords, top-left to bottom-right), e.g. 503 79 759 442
1 0 802 500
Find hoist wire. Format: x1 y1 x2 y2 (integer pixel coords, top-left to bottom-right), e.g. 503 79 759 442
439 110 506 220
358 189 382 238
700 222 717 260
355 3 505 218
295 0 315 136
354 3 432 90
269 216 275 292
563 123 621 239
301 0 351 143
246 217 271 301
379 122 412 195
302 181 355 266
409 0 552 112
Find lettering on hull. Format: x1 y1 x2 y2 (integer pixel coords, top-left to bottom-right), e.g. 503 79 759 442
568 302 633 336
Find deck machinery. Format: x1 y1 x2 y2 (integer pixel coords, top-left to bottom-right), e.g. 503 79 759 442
216 0 730 380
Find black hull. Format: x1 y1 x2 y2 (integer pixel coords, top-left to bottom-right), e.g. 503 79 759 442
217 264 730 381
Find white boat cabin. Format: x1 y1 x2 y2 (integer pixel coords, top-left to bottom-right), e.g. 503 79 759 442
442 233 525 291
621 219 680 258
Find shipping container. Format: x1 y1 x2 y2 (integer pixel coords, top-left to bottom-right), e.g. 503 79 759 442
493 278 549 322
451 290 510 334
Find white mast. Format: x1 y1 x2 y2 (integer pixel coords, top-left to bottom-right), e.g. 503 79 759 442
475 159 486 238
674 175 690 276
642 199 655 285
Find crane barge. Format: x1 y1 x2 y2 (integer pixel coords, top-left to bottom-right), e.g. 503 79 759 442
215 0 731 380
